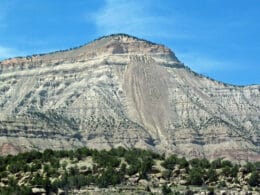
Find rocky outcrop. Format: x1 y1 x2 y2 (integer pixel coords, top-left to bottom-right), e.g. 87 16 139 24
0 34 259 161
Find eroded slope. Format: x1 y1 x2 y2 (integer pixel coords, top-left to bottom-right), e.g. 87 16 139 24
0 34 259 161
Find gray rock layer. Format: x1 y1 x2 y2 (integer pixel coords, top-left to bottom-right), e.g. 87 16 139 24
0 34 259 161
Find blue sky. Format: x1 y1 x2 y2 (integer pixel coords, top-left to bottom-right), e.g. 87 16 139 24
0 0 259 85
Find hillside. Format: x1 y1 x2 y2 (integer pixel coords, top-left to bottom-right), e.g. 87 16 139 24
0 147 259 194
0 34 259 161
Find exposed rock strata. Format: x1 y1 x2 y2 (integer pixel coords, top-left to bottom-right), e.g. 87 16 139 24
0 34 259 161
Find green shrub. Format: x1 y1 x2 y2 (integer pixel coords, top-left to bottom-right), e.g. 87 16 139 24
222 166 231 176
230 165 239 177
218 180 226 187
30 159 42 172
139 156 153 179
162 169 172 179
93 151 120 168
207 168 218 182
221 160 232 168
97 167 122 188
188 167 204 185
248 171 259 187
43 149 54 161
162 185 172 195
190 158 210 169
69 166 79 176
127 163 140 175
208 187 214 195
211 158 222 169
161 155 178 170
0 186 32 195
177 157 189 169
8 160 28 173
109 147 126 157
245 162 256 173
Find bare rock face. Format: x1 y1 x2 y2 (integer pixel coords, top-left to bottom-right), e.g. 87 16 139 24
0 34 259 161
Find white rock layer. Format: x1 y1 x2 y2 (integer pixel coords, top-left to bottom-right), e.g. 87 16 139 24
0 34 259 161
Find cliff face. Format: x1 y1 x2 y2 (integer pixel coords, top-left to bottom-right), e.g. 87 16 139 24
0 34 259 161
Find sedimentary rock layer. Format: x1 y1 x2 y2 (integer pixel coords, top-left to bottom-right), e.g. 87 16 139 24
0 34 259 161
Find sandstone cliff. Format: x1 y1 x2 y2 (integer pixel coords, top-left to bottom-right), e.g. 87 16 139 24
0 34 259 161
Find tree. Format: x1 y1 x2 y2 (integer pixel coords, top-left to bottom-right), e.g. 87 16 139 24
69 166 79 176
248 171 259 187
161 155 178 170
207 168 217 182
190 158 210 169
222 166 231 177
177 157 189 169
245 162 256 173
43 149 54 161
162 185 172 195
93 151 120 168
211 158 222 169
199 158 210 169
230 165 239 177
30 159 42 172
127 163 140 176
139 156 153 179
221 160 232 168
67 174 87 189
188 167 204 185
97 167 121 188
162 169 172 180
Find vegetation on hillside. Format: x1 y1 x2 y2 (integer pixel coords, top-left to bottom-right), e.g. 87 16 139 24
0 147 259 194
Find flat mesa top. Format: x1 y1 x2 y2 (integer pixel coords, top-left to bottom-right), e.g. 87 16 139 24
0 34 176 67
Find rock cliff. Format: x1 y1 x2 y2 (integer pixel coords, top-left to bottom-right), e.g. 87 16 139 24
0 34 259 161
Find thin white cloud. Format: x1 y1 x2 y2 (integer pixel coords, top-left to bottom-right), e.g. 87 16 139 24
89 0 235 74
89 0 188 39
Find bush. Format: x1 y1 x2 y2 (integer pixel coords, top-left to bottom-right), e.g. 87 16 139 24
127 163 140 176
162 169 172 179
161 155 178 170
222 166 231 176
208 187 214 195
218 180 226 187
190 158 200 167
120 163 126 174
230 165 239 177
177 157 189 169
211 158 222 169
67 174 87 189
44 164 58 177
221 160 232 168
188 167 204 185
43 149 54 161
0 186 32 195
190 158 210 169
31 173 54 193
248 171 259 187
162 185 172 195
109 147 126 157
97 167 122 188
8 161 28 173
69 166 79 176
139 156 153 179
207 168 218 182
30 159 42 172
245 162 256 173
124 151 139 165
93 151 120 168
